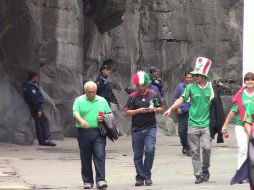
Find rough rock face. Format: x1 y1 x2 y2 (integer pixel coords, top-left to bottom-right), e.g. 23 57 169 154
0 0 243 144
110 0 243 105
0 0 84 144
0 0 37 144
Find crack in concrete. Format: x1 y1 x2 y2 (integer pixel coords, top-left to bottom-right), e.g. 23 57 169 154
0 159 34 190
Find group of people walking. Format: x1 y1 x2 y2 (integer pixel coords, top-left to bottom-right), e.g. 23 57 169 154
23 57 254 189
72 65 164 189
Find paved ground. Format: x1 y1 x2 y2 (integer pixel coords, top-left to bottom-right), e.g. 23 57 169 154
0 127 249 190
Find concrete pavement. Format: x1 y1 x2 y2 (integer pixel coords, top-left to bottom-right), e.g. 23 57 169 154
0 127 249 190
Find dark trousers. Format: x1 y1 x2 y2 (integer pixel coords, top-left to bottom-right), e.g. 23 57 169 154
131 128 157 181
77 128 106 184
29 107 50 144
178 112 189 150
248 134 254 189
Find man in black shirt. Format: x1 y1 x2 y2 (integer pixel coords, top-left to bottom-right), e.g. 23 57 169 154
125 71 163 186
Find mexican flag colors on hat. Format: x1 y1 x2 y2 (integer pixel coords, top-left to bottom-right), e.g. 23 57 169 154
132 71 151 86
191 57 212 78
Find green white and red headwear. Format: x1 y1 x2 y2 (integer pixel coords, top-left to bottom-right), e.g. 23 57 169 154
191 57 212 78
132 71 151 86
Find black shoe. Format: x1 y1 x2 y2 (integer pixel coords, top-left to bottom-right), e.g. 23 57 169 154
203 170 210 182
182 147 187 155
186 150 191 157
42 140 56 146
135 180 144 186
145 178 152 186
195 175 205 184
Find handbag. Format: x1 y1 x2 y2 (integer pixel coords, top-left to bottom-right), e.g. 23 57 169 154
98 112 121 142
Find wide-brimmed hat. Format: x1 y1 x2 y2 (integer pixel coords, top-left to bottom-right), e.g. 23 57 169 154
191 57 212 78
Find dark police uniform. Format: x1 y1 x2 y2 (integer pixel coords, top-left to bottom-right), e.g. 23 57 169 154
23 80 50 145
151 77 164 97
96 75 113 105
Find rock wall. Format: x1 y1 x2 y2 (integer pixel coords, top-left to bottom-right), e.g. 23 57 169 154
0 0 84 144
110 0 243 104
0 0 243 144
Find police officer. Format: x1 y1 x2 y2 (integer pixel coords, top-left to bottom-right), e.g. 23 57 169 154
23 71 56 146
95 60 118 107
83 0 96 16
149 66 164 97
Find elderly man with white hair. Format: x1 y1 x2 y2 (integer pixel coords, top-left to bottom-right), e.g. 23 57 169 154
73 81 111 189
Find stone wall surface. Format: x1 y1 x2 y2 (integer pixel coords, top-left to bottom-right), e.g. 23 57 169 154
0 0 243 144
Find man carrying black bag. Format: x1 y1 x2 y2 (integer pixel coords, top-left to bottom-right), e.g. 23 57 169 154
98 112 120 142
73 81 112 189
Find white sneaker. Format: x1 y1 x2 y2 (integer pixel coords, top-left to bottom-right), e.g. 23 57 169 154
83 183 93 189
96 181 108 189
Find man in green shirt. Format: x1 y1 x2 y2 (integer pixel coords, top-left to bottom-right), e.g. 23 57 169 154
244 101 254 189
164 57 212 184
73 81 111 189
244 101 254 136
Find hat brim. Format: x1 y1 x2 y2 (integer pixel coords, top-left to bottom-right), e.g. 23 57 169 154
190 71 208 78
150 69 159 73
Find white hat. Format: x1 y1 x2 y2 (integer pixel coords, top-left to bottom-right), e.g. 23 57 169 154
191 57 212 78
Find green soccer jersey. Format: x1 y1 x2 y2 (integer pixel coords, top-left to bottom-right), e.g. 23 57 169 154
72 95 111 128
245 101 254 124
230 90 254 125
182 82 211 127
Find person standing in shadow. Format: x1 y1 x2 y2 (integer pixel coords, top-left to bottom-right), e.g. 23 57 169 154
23 71 56 146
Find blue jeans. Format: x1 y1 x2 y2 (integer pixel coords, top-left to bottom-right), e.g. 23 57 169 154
77 128 106 184
131 128 157 181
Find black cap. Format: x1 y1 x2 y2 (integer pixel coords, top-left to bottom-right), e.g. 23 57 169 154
149 66 159 73
28 71 39 80
100 60 112 72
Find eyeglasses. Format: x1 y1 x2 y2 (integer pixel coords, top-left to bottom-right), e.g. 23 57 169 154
193 74 201 77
